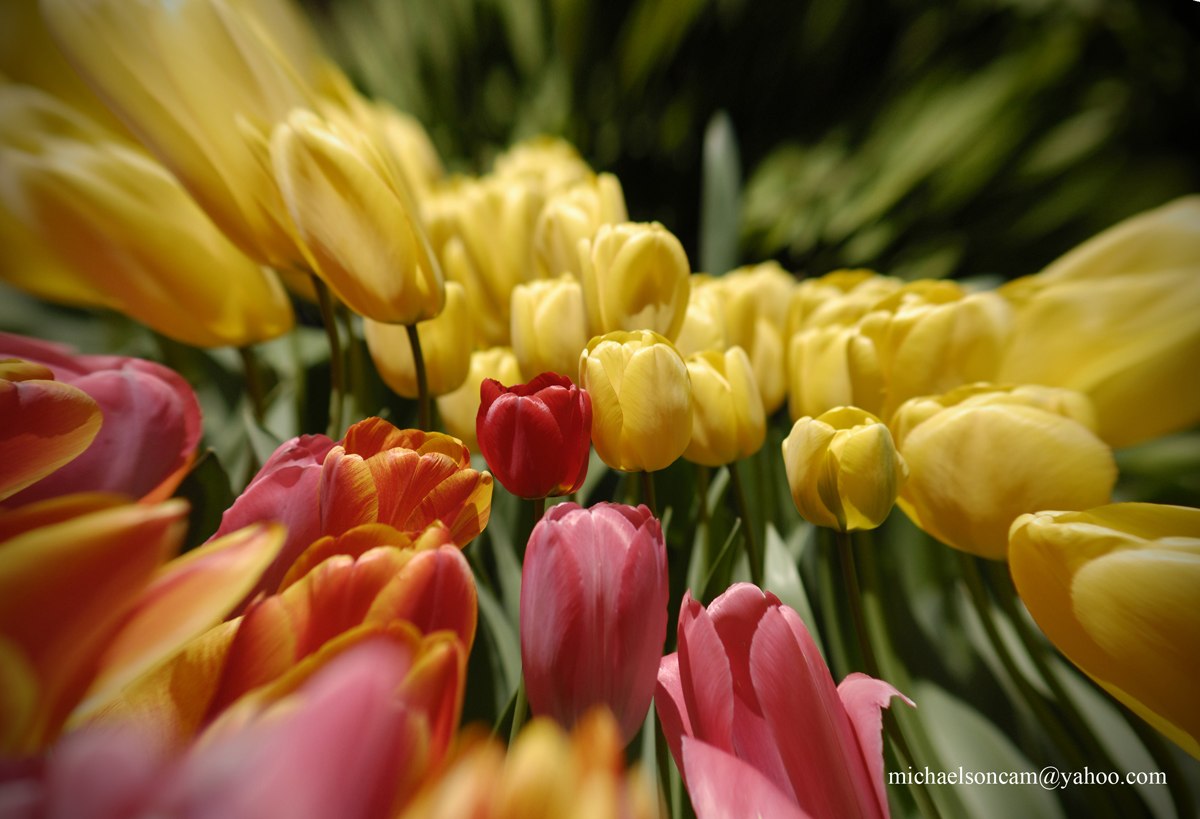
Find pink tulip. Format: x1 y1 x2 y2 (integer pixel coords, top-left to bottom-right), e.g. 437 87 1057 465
0 332 202 506
520 502 668 745
656 583 912 819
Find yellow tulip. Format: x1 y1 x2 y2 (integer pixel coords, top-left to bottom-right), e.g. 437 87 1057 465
999 196 1200 448
437 347 523 452
579 330 693 473
0 89 294 347
787 324 884 423
511 274 590 382
785 269 901 334
41 0 318 267
580 222 691 341
673 275 727 357
1009 503 1200 759
533 173 627 278
715 262 795 414
364 282 470 398
684 347 766 467
892 384 1116 559
491 136 594 194
781 406 907 532
271 109 445 324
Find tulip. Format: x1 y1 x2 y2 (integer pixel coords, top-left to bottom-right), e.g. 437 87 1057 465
320 418 493 546
491 136 593 194
999 196 1200 447
787 324 884 423
271 109 446 324
0 334 203 507
364 282 471 397
41 0 318 267
398 710 661 819
892 384 1117 559
1009 503 1200 759
715 262 794 414
656 584 911 819
520 503 668 744
436 347 523 452
786 269 901 334
510 274 590 382
0 89 295 348
782 406 907 532
0 361 100 502
15 635 464 819
673 274 727 357
579 330 693 473
579 222 691 341
533 172 627 278
683 347 766 467
476 374 592 500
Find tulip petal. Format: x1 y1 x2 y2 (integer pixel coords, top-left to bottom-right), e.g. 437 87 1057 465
76 522 286 719
837 673 913 816
655 653 692 773
677 594 735 753
278 523 416 591
0 377 100 502
366 544 477 650
680 737 811 819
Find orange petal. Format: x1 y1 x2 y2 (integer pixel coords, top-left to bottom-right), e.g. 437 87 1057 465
278 523 416 592
0 376 101 502
342 418 470 465
366 544 478 650
0 498 187 751
318 447 380 536
77 522 285 718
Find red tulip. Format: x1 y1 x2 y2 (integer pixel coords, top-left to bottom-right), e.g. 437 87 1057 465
0 332 202 506
476 373 591 499
656 583 911 819
520 502 667 745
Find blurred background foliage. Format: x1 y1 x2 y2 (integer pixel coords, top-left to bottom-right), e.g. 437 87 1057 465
307 0 1200 280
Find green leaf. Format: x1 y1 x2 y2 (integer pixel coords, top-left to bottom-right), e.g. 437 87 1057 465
700 111 742 276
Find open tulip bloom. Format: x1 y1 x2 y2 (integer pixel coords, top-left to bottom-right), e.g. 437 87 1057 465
1 2 1198 813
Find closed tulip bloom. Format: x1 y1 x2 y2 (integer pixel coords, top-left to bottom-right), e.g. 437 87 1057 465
1009 503 1200 759
999 196 1200 447
785 269 901 334
437 347 523 452
657 584 910 819
41 0 318 267
533 172 627 278
491 135 593 194
684 347 766 467
580 222 691 341
510 274 590 381
787 324 884 422
0 91 294 348
716 262 795 414
476 374 592 500
364 282 471 398
893 384 1117 559
673 275 727 357
579 330 693 473
782 406 907 532
521 502 668 744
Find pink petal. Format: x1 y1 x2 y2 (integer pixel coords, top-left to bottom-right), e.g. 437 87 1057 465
680 737 811 819
838 673 912 818
655 653 692 773
41 727 164 819
677 592 735 753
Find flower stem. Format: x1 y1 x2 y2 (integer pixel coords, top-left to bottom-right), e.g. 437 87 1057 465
729 459 762 587
508 678 527 746
836 529 877 677
640 470 658 517
311 275 344 437
237 345 266 424
405 322 431 431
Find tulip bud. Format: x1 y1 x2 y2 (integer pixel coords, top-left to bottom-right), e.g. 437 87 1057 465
673 275 727 357
580 222 691 341
1009 503 1200 759
787 324 884 422
892 384 1117 559
716 262 794 414
999 197 1200 447
579 330 693 473
533 173 627 278
364 282 471 398
510 275 590 382
476 374 592 499
437 347 523 452
785 269 900 334
520 502 668 744
271 109 445 324
782 407 907 532
683 347 766 467
492 136 593 194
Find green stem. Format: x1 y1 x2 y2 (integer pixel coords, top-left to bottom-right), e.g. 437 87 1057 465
729 460 762 587
532 495 546 524
696 464 713 584
508 678 527 746
237 345 266 424
405 322 430 431
311 276 344 437
836 529 878 678
640 470 658 517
